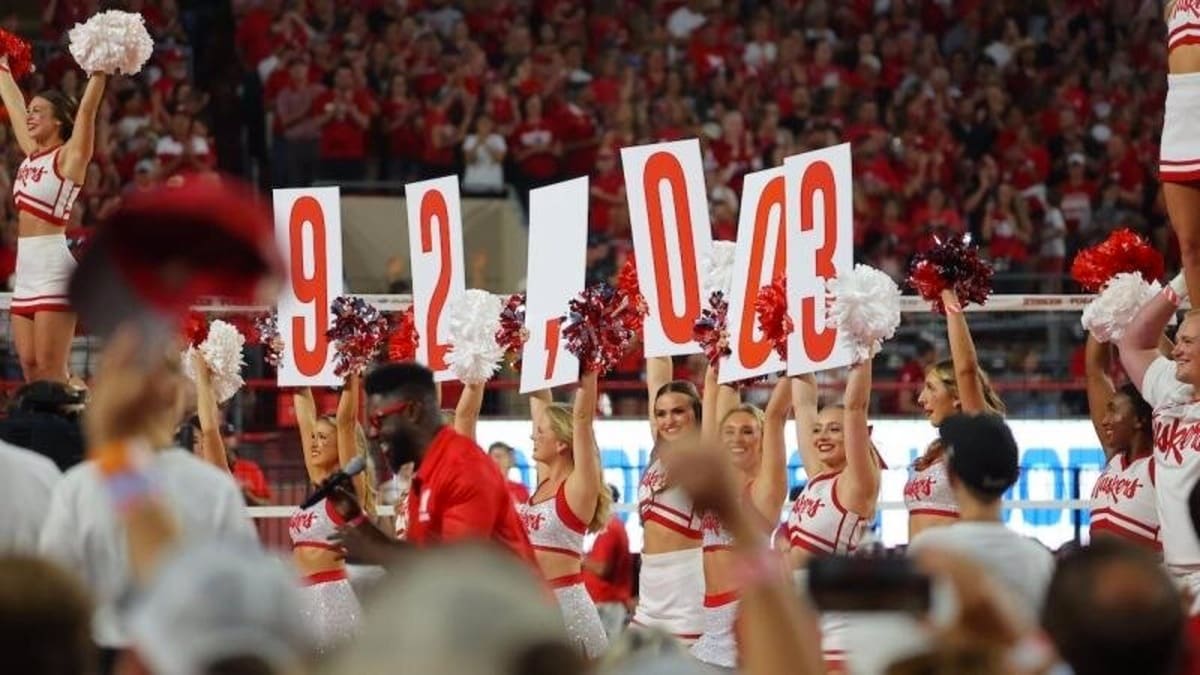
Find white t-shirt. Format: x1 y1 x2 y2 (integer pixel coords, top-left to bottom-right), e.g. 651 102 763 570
39 448 258 647
908 521 1055 616
0 440 60 555
462 133 506 191
1139 356 1200 568
1039 207 1067 257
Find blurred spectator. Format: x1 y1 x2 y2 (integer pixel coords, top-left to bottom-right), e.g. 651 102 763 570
511 95 561 211
156 107 215 180
272 56 324 188
488 441 530 504
886 339 938 416
0 556 95 675
461 113 507 195
385 255 412 295
1037 191 1069 293
584 485 633 641
0 439 61 555
314 62 373 182
224 431 272 507
382 73 422 182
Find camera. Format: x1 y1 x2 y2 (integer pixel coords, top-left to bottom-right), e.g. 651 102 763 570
0 381 87 471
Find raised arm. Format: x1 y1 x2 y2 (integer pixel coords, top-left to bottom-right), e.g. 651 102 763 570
791 374 823 478
294 387 322 485
1118 277 1183 391
62 73 108 174
941 289 989 413
454 381 485 440
1084 334 1117 458
839 361 880 512
0 56 34 154
564 371 603 520
751 377 790 522
336 373 365 502
701 365 739 443
191 353 230 474
646 356 672 439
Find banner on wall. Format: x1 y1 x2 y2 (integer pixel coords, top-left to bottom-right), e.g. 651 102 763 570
471 419 1108 552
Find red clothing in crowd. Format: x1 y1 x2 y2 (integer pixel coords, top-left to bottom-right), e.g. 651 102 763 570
884 358 926 415
512 118 560 180
314 90 374 160
407 426 536 564
232 458 271 501
583 515 633 603
507 480 531 505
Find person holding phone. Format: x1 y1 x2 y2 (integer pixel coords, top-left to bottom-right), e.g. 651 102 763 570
0 52 106 383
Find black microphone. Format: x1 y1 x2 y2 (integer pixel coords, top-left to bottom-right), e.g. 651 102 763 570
300 456 367 510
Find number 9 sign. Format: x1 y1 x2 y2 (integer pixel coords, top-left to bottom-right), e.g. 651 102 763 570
273 187 345 386
406 176 466 382
785 144 854 376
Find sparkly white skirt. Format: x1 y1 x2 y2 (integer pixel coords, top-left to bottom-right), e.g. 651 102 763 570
552 578 609 659
690 593 740 668
630 548 705 644
299 571 362 653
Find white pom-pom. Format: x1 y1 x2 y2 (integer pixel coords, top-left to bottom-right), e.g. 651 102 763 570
182 320 246 403
1081 272 1162 343
446 289 505 384
68 11 154 75
702 241 738 299
827 264 902 363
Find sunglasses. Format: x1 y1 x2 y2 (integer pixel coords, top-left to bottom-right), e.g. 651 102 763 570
368 401 414 433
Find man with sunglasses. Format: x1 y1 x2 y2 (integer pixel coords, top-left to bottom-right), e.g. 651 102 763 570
330 362 534 565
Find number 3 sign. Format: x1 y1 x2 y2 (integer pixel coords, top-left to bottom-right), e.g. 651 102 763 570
273 187 345 387
621 139 714 357
785 143 854 376
406 176 466 382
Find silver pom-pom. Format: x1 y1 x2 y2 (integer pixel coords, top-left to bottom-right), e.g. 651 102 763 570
827 264 902 363
446 289 505 384
1081 272 1162 343
702 241 738 299
68 10 154 75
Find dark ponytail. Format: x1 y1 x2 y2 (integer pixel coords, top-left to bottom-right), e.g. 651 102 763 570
35 90 79 142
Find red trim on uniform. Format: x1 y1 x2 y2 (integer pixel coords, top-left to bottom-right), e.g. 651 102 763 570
15 190 56 208
702 544 733 553
1148 456 1157 486
1091 521 1162 550
50 148 64 181
628 618 703 640
533 544 584 558
1091 507 1159 535
547 572 585 589
9 302 71 318
1160 167 1200 184
12 293 70 302
703 590 739 607
26 144 62 161
554 483 589 534
324 498 348 526
644 499 695 523
1171 34 1200 50
1160 158 1200 165
1168 23 1200 40
302 569 348 586
293 541 343 553
789 532 833 555
13 201 68 226
642 511 703 539
908 507 960 518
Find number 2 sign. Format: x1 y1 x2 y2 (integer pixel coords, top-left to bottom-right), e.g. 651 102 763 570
622 139 713 358
406 176 466 382
785 144 854 376
273 187 345 387
520 177 588 393
721 167 787 384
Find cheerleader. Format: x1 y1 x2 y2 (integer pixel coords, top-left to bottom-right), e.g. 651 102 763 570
1162 0 1200 307
519 372 612 658
0 51 105 382
689 376 789 671
1084 332 1160 550
906 288 1005 539
290 374 374 651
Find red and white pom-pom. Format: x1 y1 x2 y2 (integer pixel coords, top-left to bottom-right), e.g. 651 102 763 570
1070 228 1165 293
0 29 34 79
388 307 419 362
755 276 792 360
446 289 505 384
183 310 209 347
495 292 527 369
702 241 738 299
327 296 389 377
182 319 246 403
827 265 901 364
68 10 154 75
563 284 635 374
253 313 284 367
693 292 730 367
615 254 647 333
908 236 993 314
1081 273 1162 343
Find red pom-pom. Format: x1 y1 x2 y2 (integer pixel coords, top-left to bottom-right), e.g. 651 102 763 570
563 283 635 374
183 311 208 347
907 237 993 314
615 254 647 333
387 306 419 362
0 29 34 80
693 292 730 367
1069 228 1165 292
495 292 527 370
755 276 792 361
327 296 389 377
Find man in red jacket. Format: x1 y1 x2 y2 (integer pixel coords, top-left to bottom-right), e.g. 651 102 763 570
583 484 633 639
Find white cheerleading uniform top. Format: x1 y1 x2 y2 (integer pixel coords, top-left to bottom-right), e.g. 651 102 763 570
700 510 734 553
518 481 587 557
289 498 346 552
12 147 80 226
1090 453 1160 549
1141 357 1200 567
1169 1 1200 53
787 472 868 555
903 456 960 519
639 459 703 540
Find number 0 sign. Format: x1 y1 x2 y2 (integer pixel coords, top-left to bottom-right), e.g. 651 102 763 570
406 176 466 382
622 139 713 357
785 144 854 376
273 187 345 387
520 177 588 393
721 167 787 384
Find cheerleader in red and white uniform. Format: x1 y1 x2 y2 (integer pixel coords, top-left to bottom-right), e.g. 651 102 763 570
291 374 374 651
0 46 105 382
689 376 789 671
906 289 1006 539
520 371 611 658
1083 332 1160 550
1162 0 1200 307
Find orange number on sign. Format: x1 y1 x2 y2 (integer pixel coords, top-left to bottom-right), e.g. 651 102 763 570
289 196 329 376
643 151 702 343
420 190 452 371
799 161 837 361
543 317 561 380
738 175 787 369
